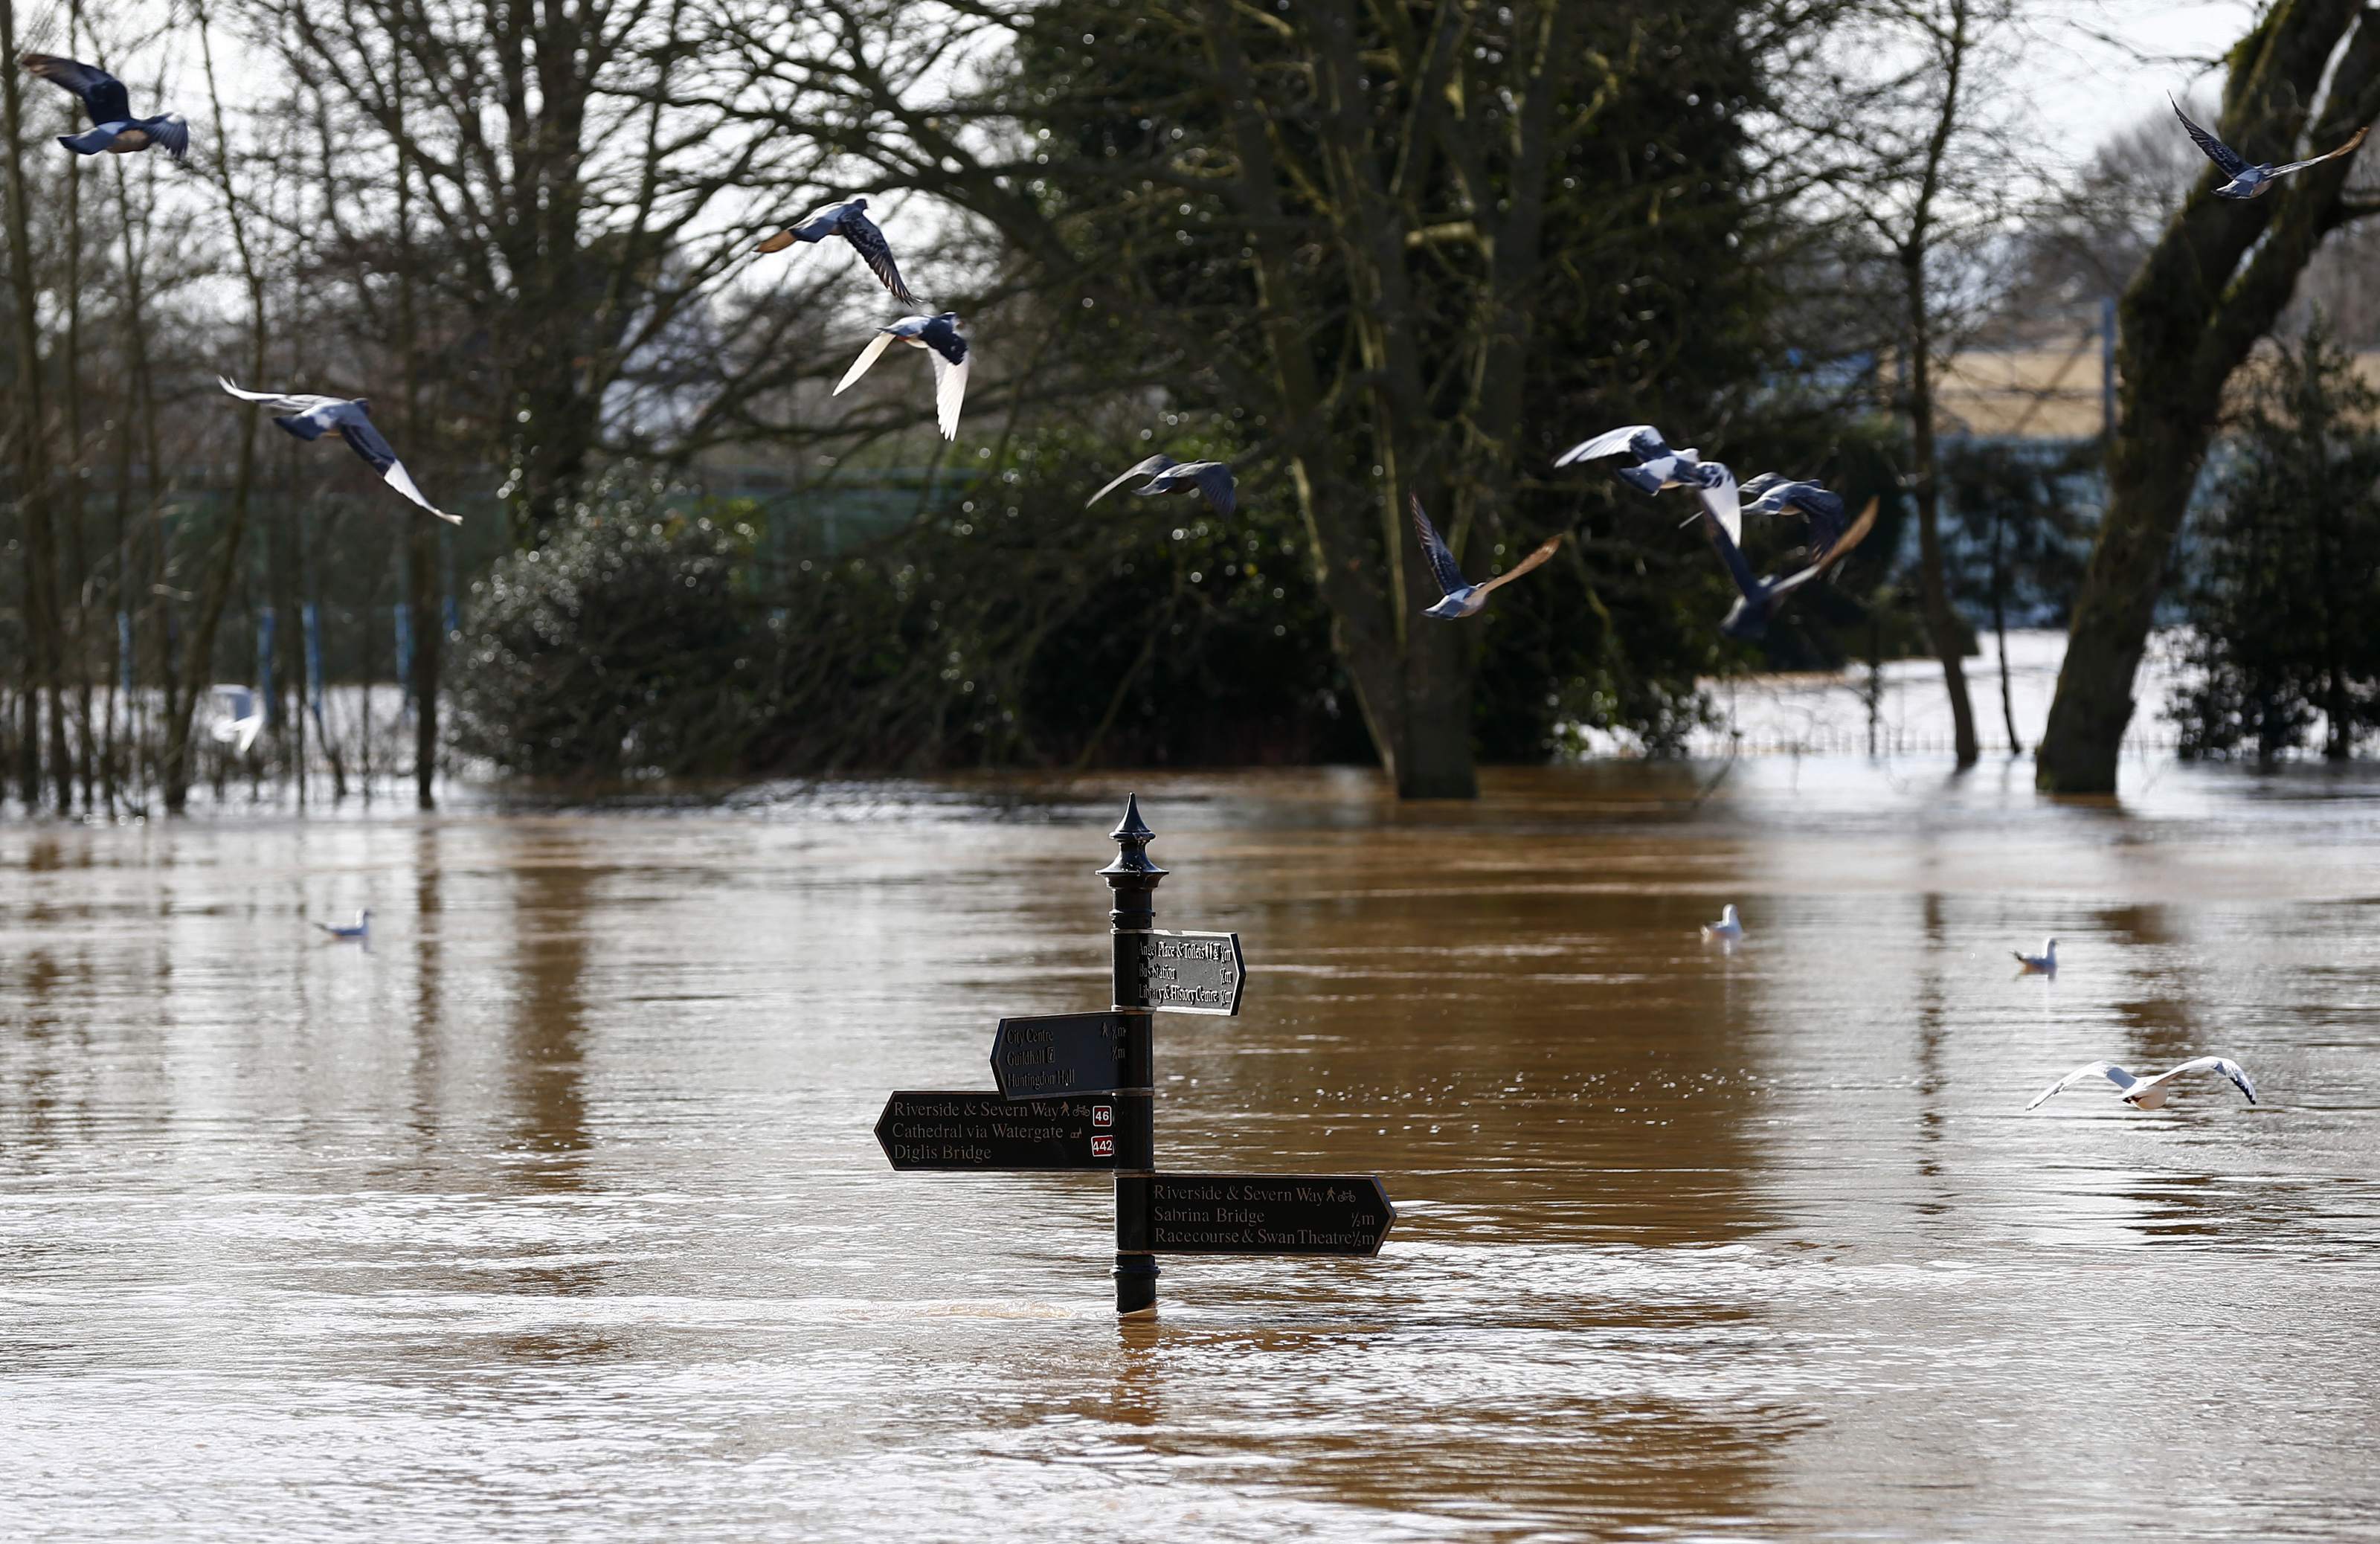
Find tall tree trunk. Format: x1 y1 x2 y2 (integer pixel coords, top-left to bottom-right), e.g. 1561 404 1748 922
1 0 66 811
394 51 439 809
161 10 267 814
1992 502 2019 753
63 0 91 808
1898 0 1979 771
111 154 169 794
2041 1 2380 791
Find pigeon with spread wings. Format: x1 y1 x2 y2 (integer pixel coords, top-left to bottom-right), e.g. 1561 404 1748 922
1699 497 1876 640
755 198 919 306
19 52 187 159
1411 495 1563 620
218 377 460 524
833 313 969 440
1086 454 1237 517
1554 423 1743 544
2171 95 2368 200
2025 1055 2257 1111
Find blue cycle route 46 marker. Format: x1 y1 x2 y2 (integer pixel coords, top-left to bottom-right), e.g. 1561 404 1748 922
872 795 1396 1315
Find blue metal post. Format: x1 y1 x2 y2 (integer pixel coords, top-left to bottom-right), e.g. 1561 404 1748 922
303 602 327 735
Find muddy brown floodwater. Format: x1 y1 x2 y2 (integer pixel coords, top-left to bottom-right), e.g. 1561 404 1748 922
4 760 2379 1540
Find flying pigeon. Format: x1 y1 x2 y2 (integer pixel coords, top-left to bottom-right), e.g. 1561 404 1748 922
1699 497 1877 640
1701 904 1743 943
1740 474 1851 562
1554 424 1742 542
2013 937 2058 974
2171 96 2369 200
2025 1056 2257 1112
19 53 187 159
314 909 371 942
1087 454 1237 517
1409 495 1563 620
833 313 968 440
755 197 919 306
209 683 262 756
217 377 459 524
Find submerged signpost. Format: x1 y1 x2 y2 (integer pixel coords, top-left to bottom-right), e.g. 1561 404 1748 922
872 796 1395 1313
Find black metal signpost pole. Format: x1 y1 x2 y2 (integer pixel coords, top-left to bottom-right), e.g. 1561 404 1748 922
875 794 1389 1310
1100 795 1165 1317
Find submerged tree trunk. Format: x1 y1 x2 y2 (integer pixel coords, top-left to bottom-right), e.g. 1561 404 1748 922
1906 312 1980 768
1 0 66 811
393 56 439 810
161 12 267 813
2040 2 2380 792
1991 503 2019 753
1894 0 1980 771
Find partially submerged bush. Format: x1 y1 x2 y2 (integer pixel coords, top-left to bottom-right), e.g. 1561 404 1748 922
449 472 760 778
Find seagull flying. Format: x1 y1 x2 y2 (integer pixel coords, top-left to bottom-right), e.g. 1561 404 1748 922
209 683 263 756
2013 937 2058 974
1410 495 1563 620
19 54 187 160
2026 1056 2257 1111
2172 96 2369 200
1087 454 1237 517
1553 424 1742 542
218 378 459 524
1699 497 1877 640
753 197 919 306
314 909 371 942
1740 474 1851 562
1701 904 1743 942
833 313 968 441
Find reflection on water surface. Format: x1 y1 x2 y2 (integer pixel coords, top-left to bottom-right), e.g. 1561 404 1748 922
4 759 2379 1539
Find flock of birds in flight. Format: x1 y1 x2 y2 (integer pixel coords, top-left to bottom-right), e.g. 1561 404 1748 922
13 51 2335 1112
1698 911 2259 1113
17 50 2370 635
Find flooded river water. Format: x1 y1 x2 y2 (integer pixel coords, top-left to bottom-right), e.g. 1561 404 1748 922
4 759 2378 1540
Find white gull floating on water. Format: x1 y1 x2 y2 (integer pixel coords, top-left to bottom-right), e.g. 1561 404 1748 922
1700 904 1743 943
2013 938 2058 974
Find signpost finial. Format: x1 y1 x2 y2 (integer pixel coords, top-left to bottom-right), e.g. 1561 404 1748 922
1099 793 1167 885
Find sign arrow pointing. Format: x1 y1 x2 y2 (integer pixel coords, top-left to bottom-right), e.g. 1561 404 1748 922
875 1090 1121 1171
1119 1173 1395 1256
1133 930 1245 1016
989 1011 1130 1101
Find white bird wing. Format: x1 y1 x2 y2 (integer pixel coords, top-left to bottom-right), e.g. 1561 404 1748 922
1697 466 1741 547
2149 1056 2259 1104
1554 424 1657 468
2027 1061 2135 1110
377 454 461 525
1087 454 1178 509
834 331 896 396
930 349 968 440
335 420 460 524
2269 124 2370 178
218 375 326 414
